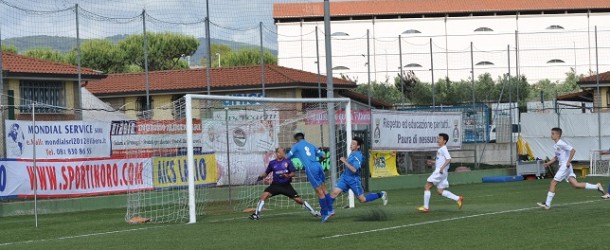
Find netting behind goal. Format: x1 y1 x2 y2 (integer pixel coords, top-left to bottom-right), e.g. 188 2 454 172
589 150 610 177
125 94 352 223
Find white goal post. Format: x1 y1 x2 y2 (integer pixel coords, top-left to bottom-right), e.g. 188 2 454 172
589 150 610 177
184 94 354 224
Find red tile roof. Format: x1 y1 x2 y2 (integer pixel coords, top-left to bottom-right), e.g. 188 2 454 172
1 52 103 78
578 71 610 84
339 90 393 109
86 64 356 95
274 0 610 19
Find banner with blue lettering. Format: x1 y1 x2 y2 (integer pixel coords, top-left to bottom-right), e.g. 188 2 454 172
5 120 111 159
370 111 462 151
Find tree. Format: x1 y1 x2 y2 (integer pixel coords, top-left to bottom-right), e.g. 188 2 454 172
65 39 126 73
119 32 199 71
353 81 403 105
23 47 67 63
222 48 277 67
1 44 18 53
200 44 234 67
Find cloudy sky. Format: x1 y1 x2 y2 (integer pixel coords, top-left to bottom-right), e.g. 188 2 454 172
0 0 317 47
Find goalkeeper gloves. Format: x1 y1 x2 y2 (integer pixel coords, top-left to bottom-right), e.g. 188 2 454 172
257 175 265 181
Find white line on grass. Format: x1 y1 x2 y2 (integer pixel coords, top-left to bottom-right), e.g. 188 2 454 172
322 199 602 240
208 211 303 222
0 226 166 247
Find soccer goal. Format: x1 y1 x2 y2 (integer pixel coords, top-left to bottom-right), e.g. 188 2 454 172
124 94 354 224
589 150 610 177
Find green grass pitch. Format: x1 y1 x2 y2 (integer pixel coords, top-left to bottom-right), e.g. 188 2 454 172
1 177 609 249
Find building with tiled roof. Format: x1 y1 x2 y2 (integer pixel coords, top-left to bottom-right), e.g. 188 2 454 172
273 0 610 85
574 71 610 110
86 64 391 120
1 52 105 121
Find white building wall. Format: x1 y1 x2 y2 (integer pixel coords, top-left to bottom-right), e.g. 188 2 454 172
276 12 610 84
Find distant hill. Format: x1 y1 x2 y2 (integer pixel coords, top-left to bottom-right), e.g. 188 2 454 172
2 35 277 66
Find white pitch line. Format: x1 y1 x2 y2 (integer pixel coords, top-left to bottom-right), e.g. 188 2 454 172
322 199 601 240
208 211 303 222
0 226 166 247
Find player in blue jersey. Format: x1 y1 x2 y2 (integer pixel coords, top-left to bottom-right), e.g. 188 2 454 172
286 129 332 222
325 136 388 222
249 147 320 220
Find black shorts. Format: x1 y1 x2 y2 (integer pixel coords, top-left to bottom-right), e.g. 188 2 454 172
264 183 299 198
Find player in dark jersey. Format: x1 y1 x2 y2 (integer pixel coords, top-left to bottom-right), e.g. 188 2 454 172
249 147 320 220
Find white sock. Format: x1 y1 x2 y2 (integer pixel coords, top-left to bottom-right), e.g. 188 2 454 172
545 192 555 207
302 201 315 214
441 190 460 201
424 190 431 209
255 200 265 215
585 183 597 190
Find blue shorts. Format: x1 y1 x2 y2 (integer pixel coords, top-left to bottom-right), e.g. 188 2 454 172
305 164 326 189
335 176 364 197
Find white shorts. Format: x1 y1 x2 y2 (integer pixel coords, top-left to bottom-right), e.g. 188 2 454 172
553 164 577 182
427 171 449 189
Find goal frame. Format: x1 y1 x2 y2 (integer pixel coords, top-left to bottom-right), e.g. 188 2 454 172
589 149 610 177
184 94 353 223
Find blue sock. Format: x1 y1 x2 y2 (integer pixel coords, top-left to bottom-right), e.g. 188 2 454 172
607 183 610 193
325 193 334 211
364 193 382 202
318 198 327 216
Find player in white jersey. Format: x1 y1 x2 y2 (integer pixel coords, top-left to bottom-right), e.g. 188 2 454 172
537 127 605 209
417 133 463 213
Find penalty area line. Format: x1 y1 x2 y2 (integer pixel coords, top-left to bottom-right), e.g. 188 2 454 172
322 199 602 240
0 225 166 247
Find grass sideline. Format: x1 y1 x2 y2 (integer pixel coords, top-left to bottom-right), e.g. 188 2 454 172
1 177 609 249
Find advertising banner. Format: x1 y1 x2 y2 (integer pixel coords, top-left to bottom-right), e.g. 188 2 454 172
369 151 399 178
152 153 218 189
0 158 152 199
5 120 111 159
111 120 203 157
371 110 462 151
305 109 371 125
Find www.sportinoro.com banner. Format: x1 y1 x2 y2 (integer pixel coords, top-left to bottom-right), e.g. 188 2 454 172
0 158 152 199
5 120 111 159
371 110 462 151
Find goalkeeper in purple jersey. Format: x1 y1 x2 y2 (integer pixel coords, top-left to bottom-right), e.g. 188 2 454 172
249 147 320 220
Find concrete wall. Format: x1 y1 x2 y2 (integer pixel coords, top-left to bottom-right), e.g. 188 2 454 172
451 142 517 165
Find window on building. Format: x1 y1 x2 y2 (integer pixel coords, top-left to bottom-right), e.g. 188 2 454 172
106 98 125 111
606 90 610 107
137 96 153 119
474 27 493 32
547 59 565 64
332 66 350 70
331 32 349 37
476 61 494 66
402 29 421 34
404 63 423 68
19 80 65 113
172 94 186 120
546 25 565 30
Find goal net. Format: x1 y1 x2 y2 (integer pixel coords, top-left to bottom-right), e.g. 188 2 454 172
124 94 353 223
589 150 610 177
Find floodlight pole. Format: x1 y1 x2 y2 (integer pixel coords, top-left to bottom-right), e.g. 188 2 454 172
323 0 338 187
142 10 150 111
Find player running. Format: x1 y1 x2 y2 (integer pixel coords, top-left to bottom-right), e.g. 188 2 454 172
286 129 333 222
249 147 320 220
325 136 388 223
417 133 463 213
537 127 605 209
